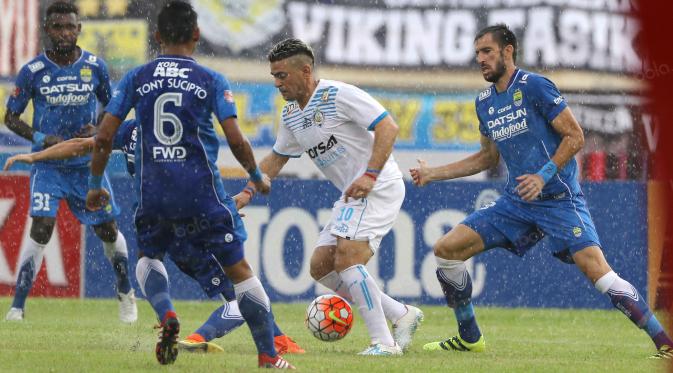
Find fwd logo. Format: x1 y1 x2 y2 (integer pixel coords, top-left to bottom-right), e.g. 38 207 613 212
307 135 338 159
0 175 81 297
153 146 187 160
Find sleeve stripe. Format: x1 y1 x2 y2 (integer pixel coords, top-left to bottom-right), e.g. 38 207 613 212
367 111 389 131
272 148 302 158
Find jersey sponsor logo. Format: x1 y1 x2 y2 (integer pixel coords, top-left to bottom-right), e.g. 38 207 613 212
40 83 95 106
285 102 299 115
497 105 512 114
211 277 221 286
491 119 529 142
321 90 330 102
487 108 527 129
28 61 44 73
42 75 51 83
554 96 564 105
224 90 234 103
80 67 92 83
152 146 187 161
521 73 529 81
488 107 494 115
57 75 77 82
478 87 491 101
513 88 523 107
86 55 98 64
306 135 339 159
153 61 192 78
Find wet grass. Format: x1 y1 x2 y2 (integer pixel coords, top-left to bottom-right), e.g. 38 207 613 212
0 297 666 372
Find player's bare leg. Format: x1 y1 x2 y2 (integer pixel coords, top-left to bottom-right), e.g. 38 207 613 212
311 245 421 351
424 224 486 353
93 220 136 323
6 217 55 321
224 259 294 369
573 245 673 358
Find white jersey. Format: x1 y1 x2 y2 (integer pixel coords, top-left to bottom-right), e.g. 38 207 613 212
273 79 402 192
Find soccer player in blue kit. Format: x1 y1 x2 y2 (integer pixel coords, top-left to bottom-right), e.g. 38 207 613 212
4 119 304 356
410 24 673 359
3 1 136 323
85 1 294 368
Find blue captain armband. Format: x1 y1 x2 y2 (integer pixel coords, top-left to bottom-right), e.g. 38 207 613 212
536 161 558 184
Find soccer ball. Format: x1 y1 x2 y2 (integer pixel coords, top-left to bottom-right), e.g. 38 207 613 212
305 294 354 341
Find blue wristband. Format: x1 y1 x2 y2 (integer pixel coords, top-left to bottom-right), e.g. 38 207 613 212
536 161 558 184
88 175 103 190
249 167 263 182
33 131 46 145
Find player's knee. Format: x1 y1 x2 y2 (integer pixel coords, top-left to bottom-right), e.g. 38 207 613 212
30 218 56 245
93 221 118 242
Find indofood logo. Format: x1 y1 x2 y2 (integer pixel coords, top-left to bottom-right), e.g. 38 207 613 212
192 0 286 53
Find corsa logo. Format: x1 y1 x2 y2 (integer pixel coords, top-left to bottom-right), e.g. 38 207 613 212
306 135 338 159
0 175 81 297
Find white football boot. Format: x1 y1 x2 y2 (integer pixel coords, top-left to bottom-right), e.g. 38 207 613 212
118 289 138 323
5 307 24 321
392 305 424 351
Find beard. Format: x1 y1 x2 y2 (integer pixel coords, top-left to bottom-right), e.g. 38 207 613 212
484 55 507 83
50 39 77 54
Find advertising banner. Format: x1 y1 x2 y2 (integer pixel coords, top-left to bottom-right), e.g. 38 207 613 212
84 177 646 309
0 174 82 298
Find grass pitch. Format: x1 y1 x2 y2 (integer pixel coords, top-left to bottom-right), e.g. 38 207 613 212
0 297 666 372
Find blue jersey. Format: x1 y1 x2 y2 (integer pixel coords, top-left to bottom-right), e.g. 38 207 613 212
105 55 237 220
475 69 581 199
112 119 138 177
6 50 111 168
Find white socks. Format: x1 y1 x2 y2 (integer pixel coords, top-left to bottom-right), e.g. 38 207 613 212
339 265 395 346
17 238 46 282
318 270 407 323
135 257 168 296
102 231 128 260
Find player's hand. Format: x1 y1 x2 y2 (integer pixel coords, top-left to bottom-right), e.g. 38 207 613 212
75 124 97 138
515 174 545 201
410 158 432 187
344 174 375 202
252 174 271 195
42 135 63 149
3 154 34 171
233 190 252 211
86 188 110 211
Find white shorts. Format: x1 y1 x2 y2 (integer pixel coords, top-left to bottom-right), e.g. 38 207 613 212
316 177 405 253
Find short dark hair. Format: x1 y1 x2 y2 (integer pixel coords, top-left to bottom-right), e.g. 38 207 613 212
268 38 315 65
157 1 198 45
46 1 79 20
475 24 518 63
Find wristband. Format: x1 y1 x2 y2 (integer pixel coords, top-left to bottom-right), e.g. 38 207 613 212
242 186 256 198
364 172 378 181
88 175 103 190
366 168 381 175
536 161 558 184
249 167 263 182
33 131 46 146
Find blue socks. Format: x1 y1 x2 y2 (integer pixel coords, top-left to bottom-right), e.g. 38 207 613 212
111 254 131 294
11 238 46 310
436 257 482 343
234 276 276 356
596 271 673 349
195 302 245 340
136 257 174 320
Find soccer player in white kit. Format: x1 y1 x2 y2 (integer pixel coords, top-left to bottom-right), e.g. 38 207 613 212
238 38 423 355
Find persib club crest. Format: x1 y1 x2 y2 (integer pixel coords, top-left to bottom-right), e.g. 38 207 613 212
513 88 523 107
192 0 286 54
80 67 92 83
572 227 582 237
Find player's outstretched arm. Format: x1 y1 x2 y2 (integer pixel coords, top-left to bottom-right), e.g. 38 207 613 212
235 152 290 210
515 107 584 201
3 137 94 171
86 112 122 211
4 111 63 148
219 117 270 195
410 134 499 186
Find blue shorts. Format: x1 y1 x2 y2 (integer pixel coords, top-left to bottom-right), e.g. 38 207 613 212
135 212 246 299
462 193 602 263
30 165 119 225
